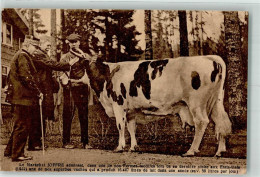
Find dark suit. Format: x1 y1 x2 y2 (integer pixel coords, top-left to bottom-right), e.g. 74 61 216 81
28 49 71 149
4 49 41 160
60 51 89 146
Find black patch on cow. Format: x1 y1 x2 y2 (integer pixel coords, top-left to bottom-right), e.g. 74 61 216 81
129 61 151 99
211 61 222 82
117 95 124 105
86 61 110 98
120 83 127 99
123 117 125 121
118 124 121 130
106 67 125 105
146 107 159 112
150 60 169 80
86 61 124 105
191 71 201 90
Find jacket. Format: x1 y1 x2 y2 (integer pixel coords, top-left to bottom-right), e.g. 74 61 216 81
6 49 41 106
32 49 71 120
60 51 87 81
33 49 71 94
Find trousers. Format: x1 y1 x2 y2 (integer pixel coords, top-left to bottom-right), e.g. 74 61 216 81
62 85 89 145
4 105 39 160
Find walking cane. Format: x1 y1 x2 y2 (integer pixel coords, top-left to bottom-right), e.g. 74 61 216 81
39 97 45 155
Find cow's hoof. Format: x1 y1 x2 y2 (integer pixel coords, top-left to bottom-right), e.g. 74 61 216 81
214 154 221 158
128 145 140 152
114 148 124 153
214 152 222 157
182 150 199 157
181 152 195 157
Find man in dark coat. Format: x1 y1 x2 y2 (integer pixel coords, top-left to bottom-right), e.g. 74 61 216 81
60 33 91 149
3 35 42 161
28 35 79 151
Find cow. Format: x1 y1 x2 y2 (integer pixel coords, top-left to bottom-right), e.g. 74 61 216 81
60 55 232 157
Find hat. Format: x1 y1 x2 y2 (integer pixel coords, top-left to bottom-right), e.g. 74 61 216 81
66 33 81 41
24 35 40 46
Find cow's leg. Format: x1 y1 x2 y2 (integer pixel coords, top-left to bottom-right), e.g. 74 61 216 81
113 105 126 152
127 118 138 152
211 101 231 157
183 107 209 157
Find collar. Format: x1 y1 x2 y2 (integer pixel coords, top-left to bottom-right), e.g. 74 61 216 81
21 49 32 56
39 49 48 55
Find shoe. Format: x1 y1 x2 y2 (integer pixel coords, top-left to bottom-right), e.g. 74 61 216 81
28 145 47 151
4 153 11 157
12 156 33 162
84 144 93 149
4 149 11 157
63 144 75 149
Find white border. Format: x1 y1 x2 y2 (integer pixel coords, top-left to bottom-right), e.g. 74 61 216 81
0 0 260 177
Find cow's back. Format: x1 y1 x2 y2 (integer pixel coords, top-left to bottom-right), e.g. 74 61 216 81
107 55 225 113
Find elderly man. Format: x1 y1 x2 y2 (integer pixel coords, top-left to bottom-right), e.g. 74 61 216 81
60 33 91 149
28 35 79 151
3 35 42 161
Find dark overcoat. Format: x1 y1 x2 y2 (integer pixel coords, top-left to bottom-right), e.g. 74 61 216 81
6 49 41 106
33 49 70 120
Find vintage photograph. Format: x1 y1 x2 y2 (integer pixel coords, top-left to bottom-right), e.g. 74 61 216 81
0 8 247 174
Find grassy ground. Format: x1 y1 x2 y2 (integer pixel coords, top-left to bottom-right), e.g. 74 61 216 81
1 103 247 158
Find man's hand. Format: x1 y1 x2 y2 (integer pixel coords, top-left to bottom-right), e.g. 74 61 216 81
3 85 8 93
39 93 44 101
39 92 44 105
91 55 98 62
69 57 79 66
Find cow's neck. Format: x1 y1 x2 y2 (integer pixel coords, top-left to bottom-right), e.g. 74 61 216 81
86 61 110 98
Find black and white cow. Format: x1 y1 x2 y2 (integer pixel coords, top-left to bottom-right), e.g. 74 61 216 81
61 55 232 157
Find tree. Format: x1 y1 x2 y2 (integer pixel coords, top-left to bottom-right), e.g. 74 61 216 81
178 10 189 56
145 10 153 60
60 9 67 56
50 9 57 60
152 10 174 59
224 11 246 130
112 10 143 62
95 10 143 62
19 9 48 34
63 10 143 62
63 9 101 55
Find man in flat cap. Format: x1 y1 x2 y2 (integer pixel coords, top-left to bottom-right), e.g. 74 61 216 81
4 35 42 161
27 35 79 151
60 33 91 149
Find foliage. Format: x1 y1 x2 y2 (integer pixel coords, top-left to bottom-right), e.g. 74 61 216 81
18 8 48 34
62 9 143 61
152 10 175 59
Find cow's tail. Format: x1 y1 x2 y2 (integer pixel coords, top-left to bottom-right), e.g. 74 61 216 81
208 55 232 140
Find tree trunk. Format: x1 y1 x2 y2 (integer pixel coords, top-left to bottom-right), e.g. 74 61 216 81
104 15 110 62
51 9 57 60
178 10 189 56
199 11 204 55
224 11 246 129
145 10 153 60
61 9 67 56
50 9 59 122
28 9 34 35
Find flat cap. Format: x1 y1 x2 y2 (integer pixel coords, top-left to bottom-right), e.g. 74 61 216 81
24 35 40 46
66 33 81 41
